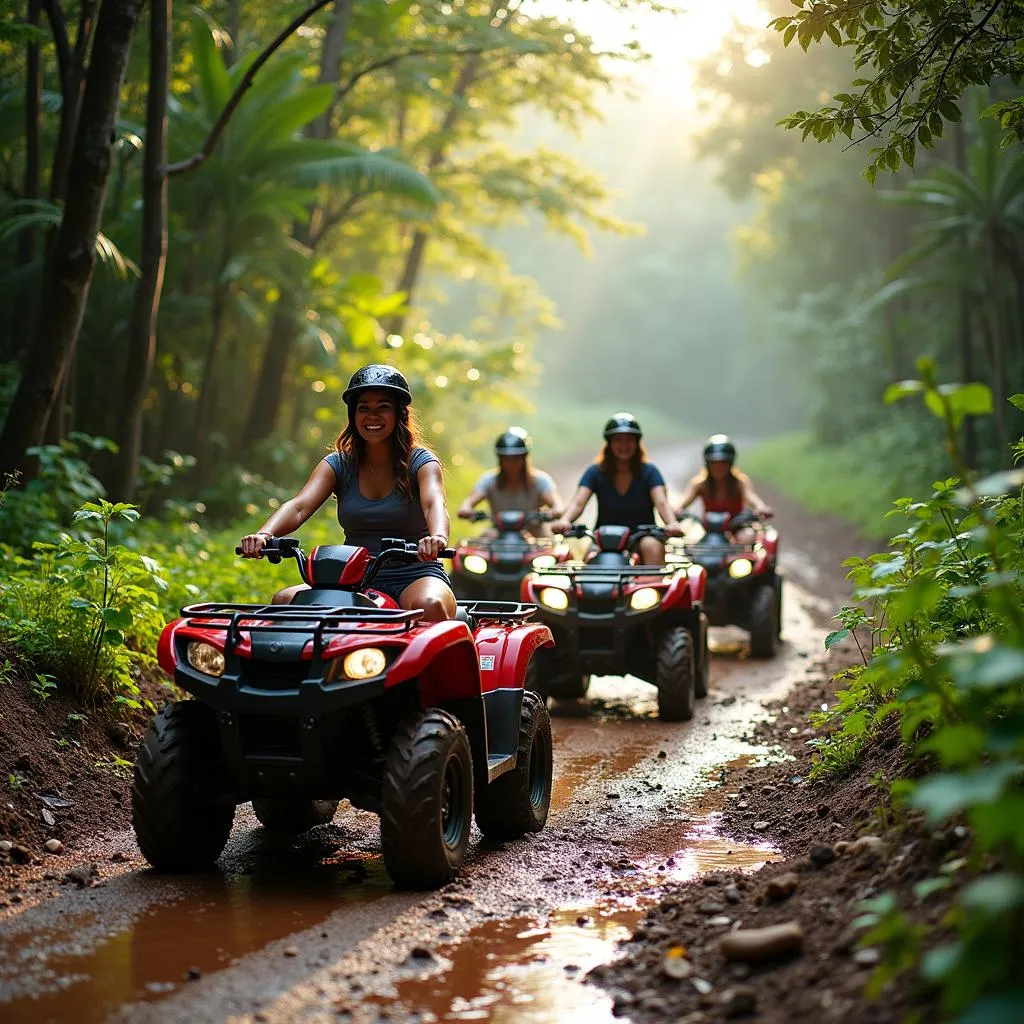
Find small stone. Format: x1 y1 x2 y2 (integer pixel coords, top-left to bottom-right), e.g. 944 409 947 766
41 809 56 827
753 821 770 830
63 863 96 886
541 874 558 882
576 915 591 927
737 801 749 810
44 839 63 854
817 803 831 818
720 922 805 962
606 792 620 800
721 985 757 1018
809 842 837 868
724 884 742 904
658 750 667 759
186 966 202 980
662 949 693 980
699 901 725 915
110 851 129 863
851 836 885 859
409 946 433 961
853 948 881 967
692 977 713 995
766 873 800 902
283 947 299 958
708 916 732 927
0 841 12 854
835 841 853 856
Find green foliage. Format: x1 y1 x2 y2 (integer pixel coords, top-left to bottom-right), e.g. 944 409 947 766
813 369 1024 1018
770 1 1024 181
0 500 167 708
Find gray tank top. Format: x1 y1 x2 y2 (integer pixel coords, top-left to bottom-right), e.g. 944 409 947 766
323 448 439 553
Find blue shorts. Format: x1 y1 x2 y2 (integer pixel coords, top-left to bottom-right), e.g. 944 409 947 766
371 561 453 603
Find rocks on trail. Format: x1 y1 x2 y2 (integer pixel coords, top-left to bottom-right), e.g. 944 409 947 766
63 863 97 887
720 922 805 962
43 839 63 854
721 985 758 1018
662 947 693 980
809 842 837 868
724 884 742 904
766 872 800 903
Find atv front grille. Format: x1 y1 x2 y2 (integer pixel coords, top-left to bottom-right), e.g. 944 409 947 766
240 714 301 757
240 659 309 691
580 626 615 652
579 598 617 617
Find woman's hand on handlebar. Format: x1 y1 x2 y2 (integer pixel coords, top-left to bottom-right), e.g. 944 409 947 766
663 522 683 538
759 507 775 520
549 518 573 535
239 532 270 558
418 534 449 561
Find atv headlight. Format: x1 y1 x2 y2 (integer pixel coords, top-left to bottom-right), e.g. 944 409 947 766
532 554 557 570
463 554 489 575
343 648 387 679
629 587 661 611
187 641 225 677
539 588 569 611
729 558 753 579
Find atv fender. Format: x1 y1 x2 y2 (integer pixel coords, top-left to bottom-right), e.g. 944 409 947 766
387 621 481 703
157 618 185 675
661 564 706 610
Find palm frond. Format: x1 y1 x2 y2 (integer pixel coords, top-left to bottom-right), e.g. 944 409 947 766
290 145 438 206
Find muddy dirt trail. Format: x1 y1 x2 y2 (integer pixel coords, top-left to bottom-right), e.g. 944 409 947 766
0 442 839 1024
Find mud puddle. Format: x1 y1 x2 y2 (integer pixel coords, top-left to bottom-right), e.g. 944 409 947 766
0 859 393 1024
368 816 777 1023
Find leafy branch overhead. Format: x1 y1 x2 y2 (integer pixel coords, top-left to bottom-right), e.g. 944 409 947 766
770 1 1024 180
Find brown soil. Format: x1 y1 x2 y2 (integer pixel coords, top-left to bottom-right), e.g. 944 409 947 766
0 659 171 887
590 668 962 1023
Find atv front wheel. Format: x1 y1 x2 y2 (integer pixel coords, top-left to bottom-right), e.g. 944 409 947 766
656 626 696 722
749 584 778 659
380 709 473 889
132 701 235 872
695 612 710 699
475 691 553 839
252 798 339 833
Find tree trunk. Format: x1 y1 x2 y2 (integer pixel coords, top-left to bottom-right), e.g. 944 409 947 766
240 303 300 449
193 268 230 486
0 0 145 481
109 0 171 501
9 0 43 362
952 120 977 468
239 0 353 451
383 35 493 336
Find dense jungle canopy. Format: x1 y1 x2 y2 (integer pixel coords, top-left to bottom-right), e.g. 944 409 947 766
0 0 1021 524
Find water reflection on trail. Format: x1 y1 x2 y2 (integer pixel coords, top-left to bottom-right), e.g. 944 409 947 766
0 858 391 1024
368 815 777 1024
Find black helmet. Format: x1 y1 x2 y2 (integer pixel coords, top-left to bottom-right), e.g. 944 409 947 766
703 433 736 463
495 427 530 456
603 412 642 439
342 364 412 406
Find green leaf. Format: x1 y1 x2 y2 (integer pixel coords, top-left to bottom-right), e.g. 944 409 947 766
102 628 125 647
1009 394 1024 412
921 942 960 982
883 379 924 403
910 764 1020 823
945 646 1024 690
72 509 103 522
913 876 952 902
955 993 1024 1024
824 628 850 650
101 607 134 630
960 873 1024 914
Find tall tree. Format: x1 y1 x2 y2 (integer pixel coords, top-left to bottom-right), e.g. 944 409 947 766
0 0 146 481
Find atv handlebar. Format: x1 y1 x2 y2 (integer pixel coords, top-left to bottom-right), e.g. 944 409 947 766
467 509 555 525
563 523 667 548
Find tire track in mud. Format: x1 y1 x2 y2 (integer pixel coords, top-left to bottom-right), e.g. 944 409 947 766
0 440 832 1023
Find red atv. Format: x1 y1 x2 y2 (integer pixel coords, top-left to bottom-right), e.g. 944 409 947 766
133 537 554 889
521 525 709 721
451 510 573 602
675 510 781 658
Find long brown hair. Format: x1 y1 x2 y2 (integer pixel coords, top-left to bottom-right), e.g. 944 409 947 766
335 400 422 501
496 455 534 491
697 465 746 501
596 439 647 480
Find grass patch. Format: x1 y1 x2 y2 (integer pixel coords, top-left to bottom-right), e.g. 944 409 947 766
743 432 894 539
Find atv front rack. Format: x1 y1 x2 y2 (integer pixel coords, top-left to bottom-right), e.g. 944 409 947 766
457 600 538 624
534 563 684 581
680 543 756 560
180 602 423 656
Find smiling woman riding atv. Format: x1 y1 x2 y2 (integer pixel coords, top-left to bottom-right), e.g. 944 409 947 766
239 364 455 621
550 412 683 559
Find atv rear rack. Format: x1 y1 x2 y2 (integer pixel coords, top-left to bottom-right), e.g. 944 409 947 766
180 602 423 654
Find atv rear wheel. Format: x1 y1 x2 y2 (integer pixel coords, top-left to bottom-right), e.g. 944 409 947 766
655 626 696 722
132 701 235 872
475 691 552 839
380 709 473 889
252 798 339 833
749 584 778 659
695 612 710 699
